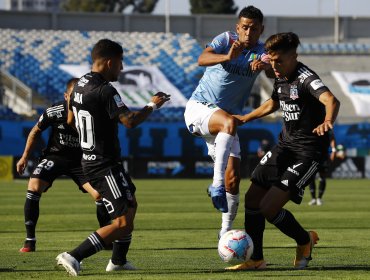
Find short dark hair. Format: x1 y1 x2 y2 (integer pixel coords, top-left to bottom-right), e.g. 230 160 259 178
66 78 79 92
265 32 300 53
238 6 264 24
91 39 123 62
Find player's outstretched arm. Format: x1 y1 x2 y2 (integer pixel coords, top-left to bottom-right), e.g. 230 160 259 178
119 92 170 129
233 98 279 125
16 124 42 175
312 91 340 136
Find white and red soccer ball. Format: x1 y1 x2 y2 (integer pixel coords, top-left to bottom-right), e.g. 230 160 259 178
218 230 254 263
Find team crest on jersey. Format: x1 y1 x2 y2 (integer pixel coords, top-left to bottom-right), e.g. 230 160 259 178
290 85 299 100
113 94 124 107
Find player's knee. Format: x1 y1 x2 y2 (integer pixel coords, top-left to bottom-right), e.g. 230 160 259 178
27 181 43 194
221 116 238 134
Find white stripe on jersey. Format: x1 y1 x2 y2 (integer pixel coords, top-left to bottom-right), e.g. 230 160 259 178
105 170 122 199
46 105 64 113
296 161 319 189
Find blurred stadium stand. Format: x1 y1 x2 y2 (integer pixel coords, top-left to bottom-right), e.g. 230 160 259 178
0 29 204 121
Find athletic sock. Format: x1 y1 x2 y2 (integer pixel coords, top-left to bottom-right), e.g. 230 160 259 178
318 177 326 199
213 132 234 187
69 232 105 262
111 234 132 265
269 209 310 245
245 207 265 260
95 200 111 227
24 190 41 239
309 180 316 199
220 193 239 236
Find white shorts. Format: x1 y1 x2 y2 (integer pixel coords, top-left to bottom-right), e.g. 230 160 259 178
184 100 241 160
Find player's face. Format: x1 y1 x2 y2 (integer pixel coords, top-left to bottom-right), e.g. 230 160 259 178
236 17 263 49
109 54 123 82
268 50 298 79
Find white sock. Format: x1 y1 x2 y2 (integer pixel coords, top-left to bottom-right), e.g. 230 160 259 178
220 192 240 237
212 132 234 187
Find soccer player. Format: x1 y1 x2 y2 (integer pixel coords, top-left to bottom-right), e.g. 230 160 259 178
16 78 111 253
308 130 337 206
226 32 340 270
56 39 170 276
183 5 273 238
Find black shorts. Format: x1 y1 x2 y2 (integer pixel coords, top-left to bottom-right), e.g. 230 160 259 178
89 163 136 220
251 146 320 204
30 155 88 192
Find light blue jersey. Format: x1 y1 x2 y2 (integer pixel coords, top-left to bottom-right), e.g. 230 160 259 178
190 31 268 114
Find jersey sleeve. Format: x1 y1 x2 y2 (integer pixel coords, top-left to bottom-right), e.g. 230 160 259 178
304 74 329 99
207 32 234 54
101 85 129 119
271 81 279 101
36 109 52 131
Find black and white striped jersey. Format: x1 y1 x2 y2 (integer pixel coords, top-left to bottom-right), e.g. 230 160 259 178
37 100 81 160
271 62 330 157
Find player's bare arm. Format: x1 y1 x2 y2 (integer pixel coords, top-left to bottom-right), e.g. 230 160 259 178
312 91 341 136
119 92 170 128
233 98 279 125
198 42 245 67
16 125 42 175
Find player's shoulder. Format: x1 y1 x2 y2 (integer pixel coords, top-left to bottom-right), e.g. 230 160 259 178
296 62 320 84
210 31 237 47
45 100 66 119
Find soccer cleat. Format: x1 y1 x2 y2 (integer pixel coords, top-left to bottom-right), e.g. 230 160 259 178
19 240 36 253
225 259 267 270
208 184 228 213
308 199 316 206
106 259 137 271
316 198 323 206
56 252 81 276
294 231 319 269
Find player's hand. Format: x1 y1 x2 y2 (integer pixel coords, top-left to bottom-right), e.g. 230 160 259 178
250 58 271 72
151 92 171 109
232 114 247 125
312 120 333 136
16 157 28 175
227 40 246 61
330 151 336 161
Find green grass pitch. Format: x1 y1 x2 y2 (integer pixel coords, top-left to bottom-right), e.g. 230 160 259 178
1 178 370 279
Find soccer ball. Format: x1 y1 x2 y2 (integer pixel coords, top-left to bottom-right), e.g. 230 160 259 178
218 230 254 264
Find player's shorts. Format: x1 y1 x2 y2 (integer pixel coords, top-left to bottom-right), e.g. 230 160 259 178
184 99 241 160
251 146 320 204
30 155 88 192
89 163 136 220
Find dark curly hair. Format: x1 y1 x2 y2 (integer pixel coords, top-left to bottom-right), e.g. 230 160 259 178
238 6 264 24
265 32 301 53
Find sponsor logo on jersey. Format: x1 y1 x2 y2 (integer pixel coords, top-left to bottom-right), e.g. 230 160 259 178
59 133 79 147
113 94 125 107
83 153 97 161
310 79 325 90
58 124 65 129
277 87 282 93
288 163 302 176
279 100 300 121
289 84 299 100
281 179 289 186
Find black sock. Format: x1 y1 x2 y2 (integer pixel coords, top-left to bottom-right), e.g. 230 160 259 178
318 177 326 199
309 180 316 199
95 200 111 227
245 208 265 260
69 232 105 262
269 209 309 245
24 190 41 239
111 234 132 265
